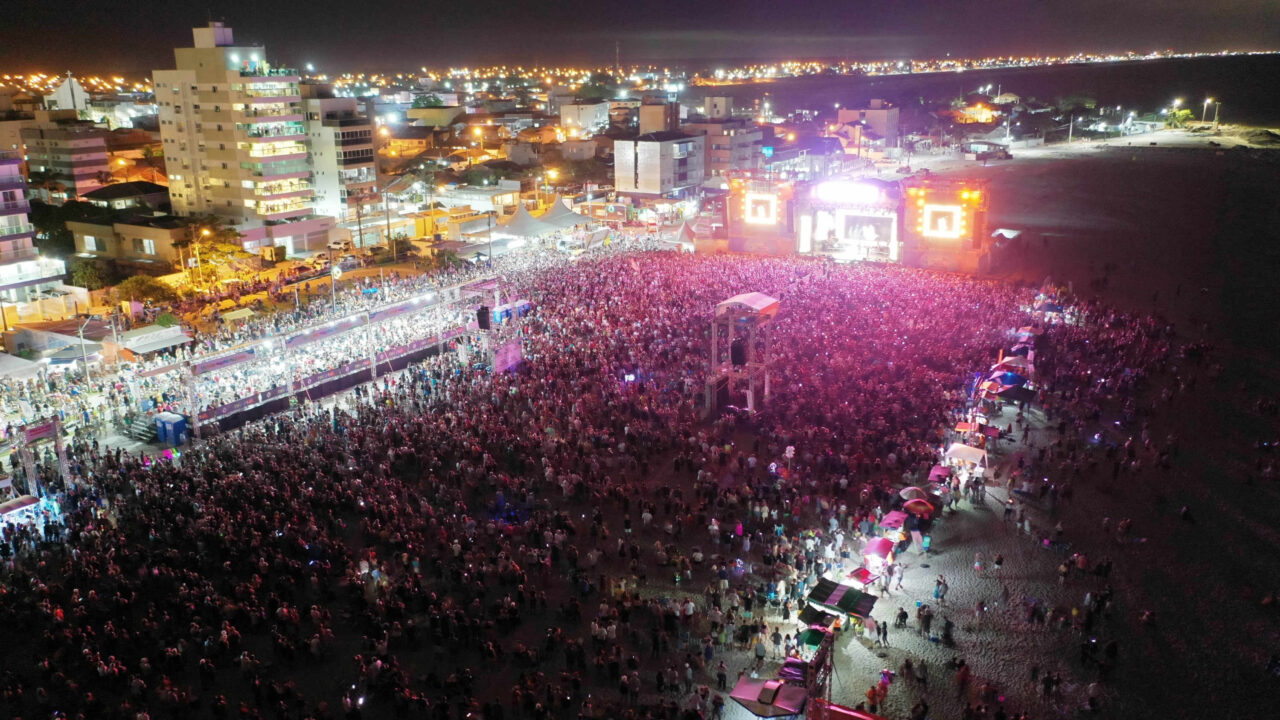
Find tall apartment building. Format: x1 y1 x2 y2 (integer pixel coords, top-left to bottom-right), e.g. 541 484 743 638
0 152 66 313
20 110 111 203
153 22 333 255
300 83 376 223
613 131 704 197
681 117 762 178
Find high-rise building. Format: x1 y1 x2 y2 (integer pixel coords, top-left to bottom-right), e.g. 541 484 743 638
0 151 66 316
300 84 376 228
153 22 333 255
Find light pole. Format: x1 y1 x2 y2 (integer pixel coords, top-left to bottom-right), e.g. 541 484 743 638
1212 101 1221 129
1202 98 1212 124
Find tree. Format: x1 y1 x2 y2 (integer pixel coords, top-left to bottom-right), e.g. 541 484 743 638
412 94 445 108
68 258 118 290
181 215 246 288
115 275 177 303
1165 108 1193 128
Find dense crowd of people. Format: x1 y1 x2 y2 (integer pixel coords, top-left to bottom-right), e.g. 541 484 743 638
0 247 1180 720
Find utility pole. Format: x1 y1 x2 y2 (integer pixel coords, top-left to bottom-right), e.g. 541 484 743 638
1212 102 1221 130
77 320 92 383
383 187 392 246
354 192 365 250
487 211 494 264
1067 115 1073 144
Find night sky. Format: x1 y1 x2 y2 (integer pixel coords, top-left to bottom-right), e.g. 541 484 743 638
4 0 1279 72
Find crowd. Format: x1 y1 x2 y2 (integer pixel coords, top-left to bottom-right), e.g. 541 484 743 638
0 248 1178 720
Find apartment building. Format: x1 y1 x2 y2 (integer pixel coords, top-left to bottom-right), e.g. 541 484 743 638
0 152 67 317
301 84 376 222
153 22 333 255
20 110 111 203
681 117 762 178
613 131 704 197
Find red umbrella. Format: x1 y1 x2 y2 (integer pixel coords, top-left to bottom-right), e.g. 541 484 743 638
903 498 934 517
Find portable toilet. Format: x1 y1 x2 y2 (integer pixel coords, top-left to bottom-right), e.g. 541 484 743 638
154 412 188 446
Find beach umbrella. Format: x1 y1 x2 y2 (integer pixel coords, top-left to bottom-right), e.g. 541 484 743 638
900 487 929 501
903 498 935 517
863 537 895 559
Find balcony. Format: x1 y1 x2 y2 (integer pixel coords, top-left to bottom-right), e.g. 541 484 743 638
254 180 313 199
245 141 308 160
236 107 304 122
0 256 66 291
0 222 36 239
240 67 298 78
0 199 30 216
246 123 306 140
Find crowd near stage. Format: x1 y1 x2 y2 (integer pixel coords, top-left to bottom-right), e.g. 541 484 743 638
0 242 1187 720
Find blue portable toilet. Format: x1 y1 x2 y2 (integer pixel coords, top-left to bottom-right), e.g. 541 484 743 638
154 412 188 446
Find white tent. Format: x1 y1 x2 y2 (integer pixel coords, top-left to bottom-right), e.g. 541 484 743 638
539 195 591 229
493 204 558 239
0 352 41 380
944 442 987 465
661 221 697 252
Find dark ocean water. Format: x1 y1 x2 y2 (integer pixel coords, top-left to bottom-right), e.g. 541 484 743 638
681 55 1280 125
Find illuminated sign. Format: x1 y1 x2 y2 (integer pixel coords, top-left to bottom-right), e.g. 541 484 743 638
920 204 965 239
744 192 778 225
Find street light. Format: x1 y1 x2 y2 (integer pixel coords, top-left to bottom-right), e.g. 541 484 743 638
1202 98 1213 124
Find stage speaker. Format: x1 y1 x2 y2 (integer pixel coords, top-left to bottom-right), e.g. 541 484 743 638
477 306 491 330
730 338 747 366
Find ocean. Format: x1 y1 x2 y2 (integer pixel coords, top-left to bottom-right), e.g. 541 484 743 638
679 54 1280 126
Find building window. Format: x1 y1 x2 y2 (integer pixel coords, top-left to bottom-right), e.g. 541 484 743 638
131 238 157 255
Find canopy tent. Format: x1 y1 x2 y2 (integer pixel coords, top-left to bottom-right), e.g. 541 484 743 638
221 307 256 322
539 195 592 228
1008 344 1033 357
797 604 840 628
902 498 934 517
493 204 558 239
730 677 808 718
879 510 908 529
119 324 193 356
862 537 895 560
807 578 878 617
47 342 103 363
660 221 698 252
944 442 987 465
796 627 832 650
1017 325 1045 336
0 352 41 380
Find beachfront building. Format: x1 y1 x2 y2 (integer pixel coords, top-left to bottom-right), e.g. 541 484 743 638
20 110 112 203
154 22 334 256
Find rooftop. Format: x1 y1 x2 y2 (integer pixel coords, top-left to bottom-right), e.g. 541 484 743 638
81 181 168 201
